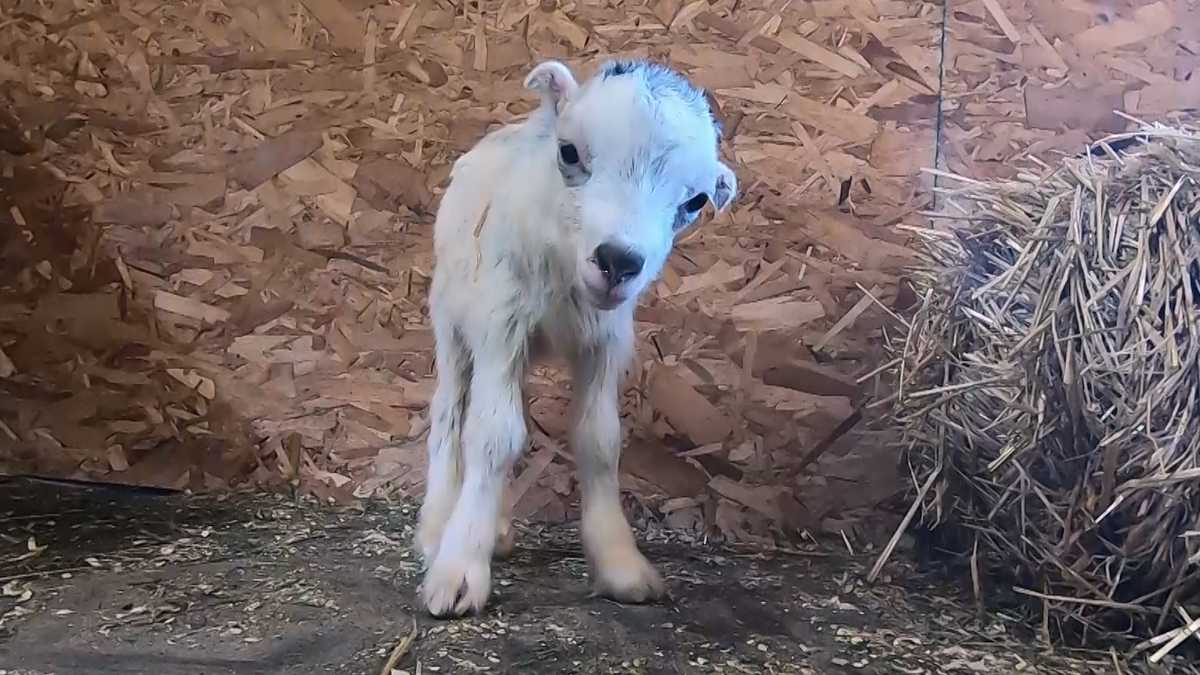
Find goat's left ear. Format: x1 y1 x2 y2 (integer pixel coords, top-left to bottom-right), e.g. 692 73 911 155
524 61 579 115
712 162 737 213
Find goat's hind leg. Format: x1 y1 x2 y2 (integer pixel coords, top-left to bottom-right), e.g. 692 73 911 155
494 478 516 559
417 320 472 564
571 342 665 603
493 330 549 559
493 377 541 560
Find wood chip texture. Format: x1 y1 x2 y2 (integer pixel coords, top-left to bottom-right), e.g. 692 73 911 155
11 0 1156 548
939 0 1200 182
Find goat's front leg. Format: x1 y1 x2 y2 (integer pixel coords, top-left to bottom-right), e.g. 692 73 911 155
571 342 665 603
421 340 527 617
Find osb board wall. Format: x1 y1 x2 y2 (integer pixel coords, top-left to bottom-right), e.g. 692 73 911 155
0 0 940 545
939 0 1200 181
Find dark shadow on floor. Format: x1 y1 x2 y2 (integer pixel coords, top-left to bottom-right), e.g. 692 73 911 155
0 477 1101 674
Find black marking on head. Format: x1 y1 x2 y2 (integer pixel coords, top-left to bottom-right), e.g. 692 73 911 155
601 60 640 78
597 59 716 135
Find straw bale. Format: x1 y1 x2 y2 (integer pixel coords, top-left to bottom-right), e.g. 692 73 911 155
0 0 934 544
883 122 1200 646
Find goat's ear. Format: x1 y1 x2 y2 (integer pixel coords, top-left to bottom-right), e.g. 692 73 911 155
711 162 737 212
524 61 578 114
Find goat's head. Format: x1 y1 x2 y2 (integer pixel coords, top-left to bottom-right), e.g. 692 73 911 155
524 59 737 311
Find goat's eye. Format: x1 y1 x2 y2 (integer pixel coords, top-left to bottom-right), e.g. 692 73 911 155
683 193 708 213
559 143 580 166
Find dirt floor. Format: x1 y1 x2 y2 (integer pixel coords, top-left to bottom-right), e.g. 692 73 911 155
0 476 1142 675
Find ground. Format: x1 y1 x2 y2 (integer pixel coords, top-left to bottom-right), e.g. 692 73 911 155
0 477 1123 675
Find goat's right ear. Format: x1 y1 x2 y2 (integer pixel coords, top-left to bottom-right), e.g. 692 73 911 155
524 61 578 115
712 162 738 213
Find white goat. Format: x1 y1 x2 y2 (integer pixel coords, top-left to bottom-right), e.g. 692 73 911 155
416 58 737 617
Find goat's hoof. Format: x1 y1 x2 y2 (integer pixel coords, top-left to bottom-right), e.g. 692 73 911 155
415 524 443 565
592 550 666 604
421 556 492 618
493 523 515 559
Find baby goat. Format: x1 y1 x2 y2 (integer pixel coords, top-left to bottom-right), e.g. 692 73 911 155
416 58 737 617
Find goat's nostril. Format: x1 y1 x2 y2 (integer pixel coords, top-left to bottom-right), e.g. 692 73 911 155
593 243 644 287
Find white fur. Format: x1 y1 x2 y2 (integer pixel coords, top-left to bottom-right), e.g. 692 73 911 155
416 59 737 617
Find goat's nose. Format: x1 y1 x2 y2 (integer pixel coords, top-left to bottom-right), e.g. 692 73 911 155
593 243 644 288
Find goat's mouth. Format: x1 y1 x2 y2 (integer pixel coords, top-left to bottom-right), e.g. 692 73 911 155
593 293 625 310
581 262 636 310
582 281 631 311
